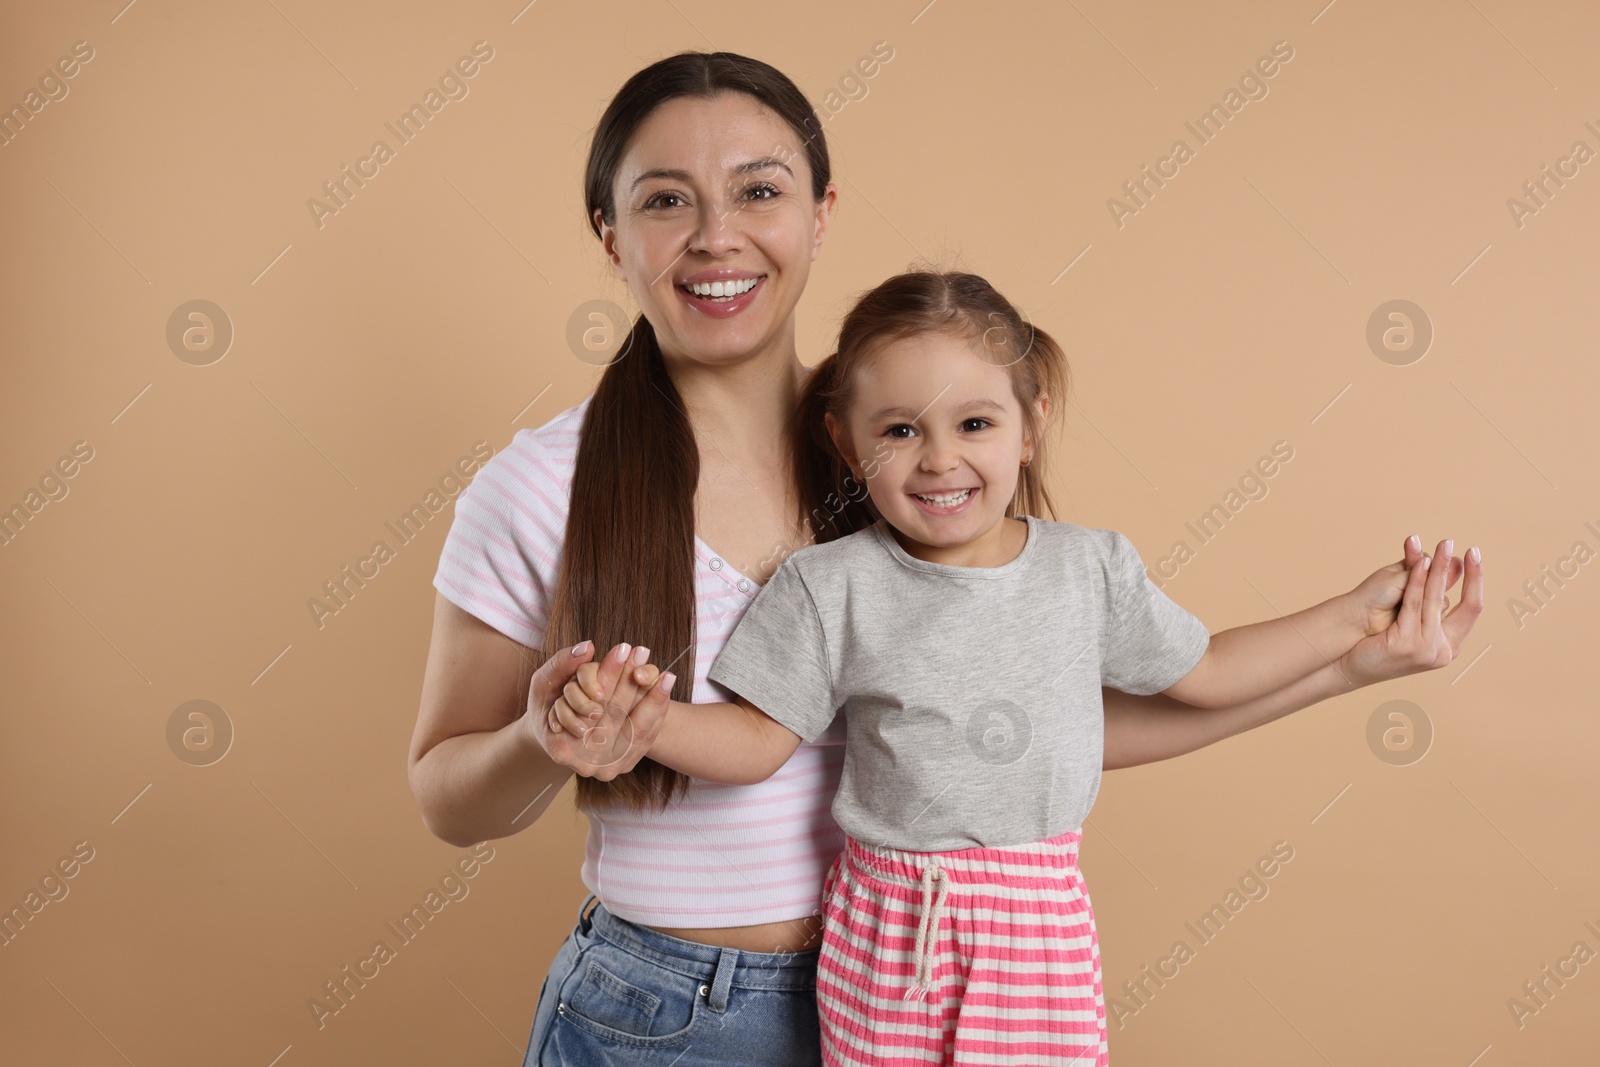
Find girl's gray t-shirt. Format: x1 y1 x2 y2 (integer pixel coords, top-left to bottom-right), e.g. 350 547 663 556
706 514 1210 852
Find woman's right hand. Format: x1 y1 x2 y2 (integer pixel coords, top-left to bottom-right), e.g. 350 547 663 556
524 640 674 780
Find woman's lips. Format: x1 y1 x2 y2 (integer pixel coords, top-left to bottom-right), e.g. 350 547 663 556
676 275 766 319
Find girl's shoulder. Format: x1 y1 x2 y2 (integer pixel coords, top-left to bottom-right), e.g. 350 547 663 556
770 520 887 579
1030 514 1119 541
1025 516 1129 567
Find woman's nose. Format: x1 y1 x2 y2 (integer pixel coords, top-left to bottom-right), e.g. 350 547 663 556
688 199 744 255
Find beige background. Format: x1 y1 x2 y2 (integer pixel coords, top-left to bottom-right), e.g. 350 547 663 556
3 0 1597 1063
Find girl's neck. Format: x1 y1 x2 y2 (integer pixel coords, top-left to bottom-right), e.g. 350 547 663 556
890 515 1030 569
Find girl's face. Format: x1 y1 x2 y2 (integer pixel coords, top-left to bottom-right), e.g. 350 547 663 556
826 331 1046 561
596 93 837 369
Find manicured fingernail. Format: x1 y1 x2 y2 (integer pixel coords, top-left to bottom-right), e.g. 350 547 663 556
1407 534 1420 549
616 643 632 661
573 640 591 655
632 645 650 665
1444 539 1454 557
660 672 676 691
1468 545 1481 563
1422 555 1431 570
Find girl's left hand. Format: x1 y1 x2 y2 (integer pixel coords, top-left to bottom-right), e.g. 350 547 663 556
1340 536 1483 687
1349 534 1463 637
546 648 672 779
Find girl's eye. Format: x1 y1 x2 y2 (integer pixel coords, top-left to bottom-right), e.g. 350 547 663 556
643 191 687 210
960 418 992 432
884 424 916 439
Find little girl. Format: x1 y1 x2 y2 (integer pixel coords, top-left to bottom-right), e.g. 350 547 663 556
552 270 1438 1065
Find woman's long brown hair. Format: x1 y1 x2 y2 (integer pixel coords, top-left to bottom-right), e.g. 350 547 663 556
543 52 856 814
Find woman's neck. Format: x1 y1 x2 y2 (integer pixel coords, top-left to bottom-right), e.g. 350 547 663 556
664 344 811 469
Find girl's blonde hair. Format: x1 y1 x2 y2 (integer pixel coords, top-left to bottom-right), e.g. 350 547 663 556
793 270 1071 544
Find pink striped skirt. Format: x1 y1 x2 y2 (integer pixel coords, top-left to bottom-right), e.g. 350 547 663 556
817 828 1108 1066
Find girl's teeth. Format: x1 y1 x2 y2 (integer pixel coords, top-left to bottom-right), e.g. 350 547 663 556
916 489 972 506
688 277 760 298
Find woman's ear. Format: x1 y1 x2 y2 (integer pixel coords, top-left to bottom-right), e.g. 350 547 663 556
811 182 839 260
596 209 624 275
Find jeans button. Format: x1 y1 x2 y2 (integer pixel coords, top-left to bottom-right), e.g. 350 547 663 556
698 984 709 997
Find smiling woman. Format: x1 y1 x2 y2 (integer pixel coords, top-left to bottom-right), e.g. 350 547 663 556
410 51 858 1067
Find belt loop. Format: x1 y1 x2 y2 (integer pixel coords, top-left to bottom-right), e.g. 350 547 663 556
705 946 738 1013
576 894 599 935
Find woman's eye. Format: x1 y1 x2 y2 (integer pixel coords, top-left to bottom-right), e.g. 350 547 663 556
744 182 781 201
644 191 686 210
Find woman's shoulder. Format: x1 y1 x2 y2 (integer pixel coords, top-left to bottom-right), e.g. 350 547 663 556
512 394 590 465
473 395 590 490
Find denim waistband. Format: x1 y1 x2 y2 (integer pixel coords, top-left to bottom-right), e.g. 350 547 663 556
578 895 818 991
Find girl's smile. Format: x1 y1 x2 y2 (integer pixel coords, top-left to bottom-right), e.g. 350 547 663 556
826 329 1044 568
908 485 979 516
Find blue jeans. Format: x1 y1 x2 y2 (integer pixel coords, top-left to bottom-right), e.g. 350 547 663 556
523 895 822 1066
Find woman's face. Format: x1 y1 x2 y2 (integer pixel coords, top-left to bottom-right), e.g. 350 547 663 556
597 92 837 369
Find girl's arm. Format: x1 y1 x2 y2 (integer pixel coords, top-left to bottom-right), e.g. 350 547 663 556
1158 591 1368 710
1109 536 1483 767
1160 536 1465 710
549 662 801 786
647 695 803 785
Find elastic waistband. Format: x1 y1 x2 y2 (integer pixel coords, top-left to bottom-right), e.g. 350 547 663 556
845 828 1082 886
578 896 818 991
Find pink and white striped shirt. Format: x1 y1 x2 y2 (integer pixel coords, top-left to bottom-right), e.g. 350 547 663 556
433 396 847 928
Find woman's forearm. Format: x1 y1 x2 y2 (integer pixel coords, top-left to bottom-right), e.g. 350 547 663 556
412 721 574 847
1103 657 1359 770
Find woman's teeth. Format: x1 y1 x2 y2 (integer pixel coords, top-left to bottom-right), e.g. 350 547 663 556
914 488 972 507
687 277 760 299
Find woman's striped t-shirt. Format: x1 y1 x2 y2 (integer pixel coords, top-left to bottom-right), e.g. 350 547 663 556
432 395 847 928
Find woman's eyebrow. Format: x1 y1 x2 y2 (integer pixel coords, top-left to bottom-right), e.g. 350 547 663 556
734 157 795 180
630 158 795 191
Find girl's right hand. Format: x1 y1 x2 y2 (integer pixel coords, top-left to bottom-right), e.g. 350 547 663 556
525 641 673 780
